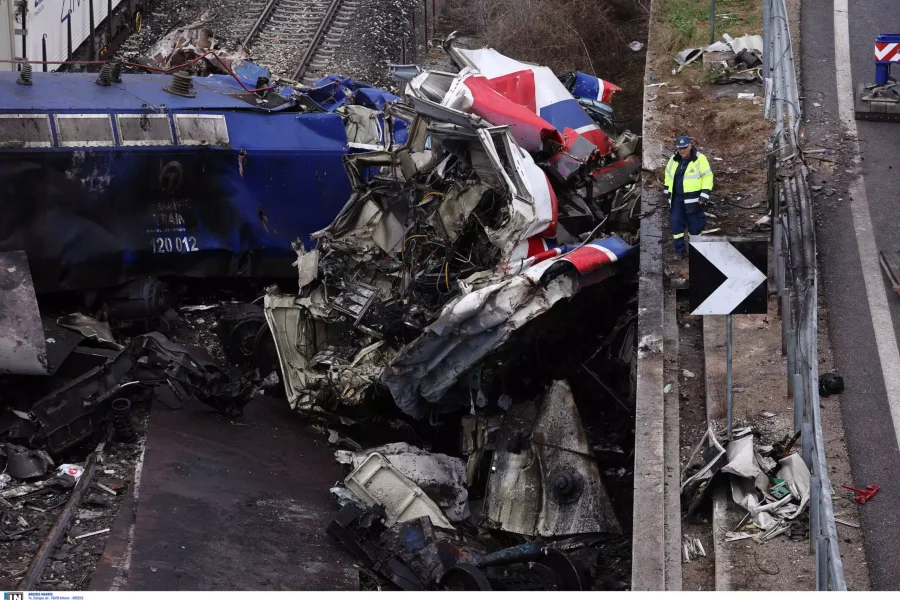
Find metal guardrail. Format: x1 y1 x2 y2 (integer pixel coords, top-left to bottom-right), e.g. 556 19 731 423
764 0 847 590
763 0 800 157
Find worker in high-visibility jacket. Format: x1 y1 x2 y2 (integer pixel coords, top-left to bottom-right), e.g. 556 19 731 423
664 136 714 257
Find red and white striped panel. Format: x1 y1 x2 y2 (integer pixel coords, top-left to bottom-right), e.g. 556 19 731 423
875 42 900 62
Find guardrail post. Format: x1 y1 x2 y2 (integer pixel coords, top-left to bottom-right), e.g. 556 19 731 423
801 419 813 469
786 328 796 395
762 0 770 76
810 474 820 556
817 535 828 590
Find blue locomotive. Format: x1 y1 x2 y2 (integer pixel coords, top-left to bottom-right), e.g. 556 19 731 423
0 67 401 294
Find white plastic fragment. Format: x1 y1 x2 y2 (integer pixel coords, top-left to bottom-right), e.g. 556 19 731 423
57 464 84 480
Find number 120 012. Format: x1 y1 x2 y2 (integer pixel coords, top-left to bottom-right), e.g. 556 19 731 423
152 236 200 254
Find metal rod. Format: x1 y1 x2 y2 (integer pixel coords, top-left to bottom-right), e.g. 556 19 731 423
89 0 96 61
411 12 417 64
41 35 47 72
108 0 113 52
67 12 73 65
793 373 803 437
21 0 27 61
726 313 733 439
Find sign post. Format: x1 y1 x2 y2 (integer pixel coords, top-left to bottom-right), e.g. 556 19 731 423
689 238 768 438
726 313 733 438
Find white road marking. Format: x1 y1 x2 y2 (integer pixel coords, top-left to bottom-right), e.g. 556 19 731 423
834 0 900 450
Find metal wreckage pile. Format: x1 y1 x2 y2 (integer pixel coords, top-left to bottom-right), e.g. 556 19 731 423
264 42 643 590
0 37 641 591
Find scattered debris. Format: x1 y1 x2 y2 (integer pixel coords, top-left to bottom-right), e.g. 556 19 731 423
1 444 54 479
682 427 815 541
682 536 706 563
834 517 860 528
840 484 879 505
336 443 469 523
819 372 845 397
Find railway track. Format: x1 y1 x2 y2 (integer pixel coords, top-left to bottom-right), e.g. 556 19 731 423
242 0 358 84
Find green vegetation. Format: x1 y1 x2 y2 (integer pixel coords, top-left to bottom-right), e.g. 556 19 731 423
655 0 762 53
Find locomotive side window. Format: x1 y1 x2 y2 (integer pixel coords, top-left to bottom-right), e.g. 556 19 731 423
173 114 230 147
54 114 116 148
116 114 174 147
0 115 53 148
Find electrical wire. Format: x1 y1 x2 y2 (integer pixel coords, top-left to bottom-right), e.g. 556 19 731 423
401 235 427 259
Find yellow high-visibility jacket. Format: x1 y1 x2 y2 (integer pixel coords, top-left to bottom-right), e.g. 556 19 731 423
663 151 714 212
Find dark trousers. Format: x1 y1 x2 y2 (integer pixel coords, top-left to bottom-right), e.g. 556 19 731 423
670 198 706 254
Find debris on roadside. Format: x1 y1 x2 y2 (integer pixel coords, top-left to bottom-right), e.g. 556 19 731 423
682 535 706 563
681 426 816 542
673 34 764 83
840 483 879 505
819 372 845 397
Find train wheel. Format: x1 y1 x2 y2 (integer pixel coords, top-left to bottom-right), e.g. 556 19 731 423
134 10 143 33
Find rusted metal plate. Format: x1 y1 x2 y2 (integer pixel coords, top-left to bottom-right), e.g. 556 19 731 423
89 482 136 591
124 395 358 590
0 251 48 376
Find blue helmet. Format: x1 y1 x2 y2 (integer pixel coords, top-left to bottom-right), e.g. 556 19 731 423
676 135 691 148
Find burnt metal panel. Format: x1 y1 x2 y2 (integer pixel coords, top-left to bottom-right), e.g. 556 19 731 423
173 114 230 147
54 114 116 148
0 114 53 148
0 251 47 375
115 114 174 147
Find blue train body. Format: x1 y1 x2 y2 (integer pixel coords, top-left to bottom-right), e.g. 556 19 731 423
0 70 398 293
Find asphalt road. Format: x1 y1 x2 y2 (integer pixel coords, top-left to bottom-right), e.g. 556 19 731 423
802 0 900 589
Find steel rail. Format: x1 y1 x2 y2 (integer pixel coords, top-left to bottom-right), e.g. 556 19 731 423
292 0 343 81
242 0 281 47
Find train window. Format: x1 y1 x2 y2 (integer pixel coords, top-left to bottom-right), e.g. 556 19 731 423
54 114 116 148
0 115 53 148
116 114 174 146
173 114 230 147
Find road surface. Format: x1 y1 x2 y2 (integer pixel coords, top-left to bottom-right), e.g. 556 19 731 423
802 0 900 589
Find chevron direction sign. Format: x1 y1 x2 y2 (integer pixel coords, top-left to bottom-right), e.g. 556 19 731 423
689 239 768 316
